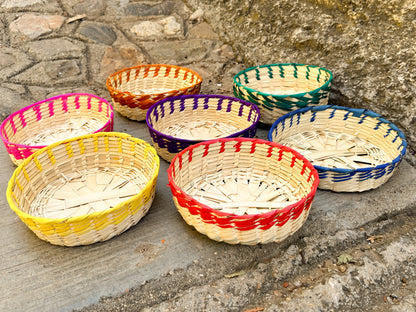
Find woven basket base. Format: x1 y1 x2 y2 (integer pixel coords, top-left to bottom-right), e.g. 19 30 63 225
113 100 147 121
165 120 241 141
183 171 303 216
34 195 154 246
174 196 310 245
19 117 105 147
278 130 392 170
29 167 146 219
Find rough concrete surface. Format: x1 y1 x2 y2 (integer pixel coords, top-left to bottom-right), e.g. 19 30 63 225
0 1 416 312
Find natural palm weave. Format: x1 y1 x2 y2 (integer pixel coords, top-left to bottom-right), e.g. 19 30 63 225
6 132 160 246
146 94 260 162
106 64 203 121
167 138 319 245
0 93 114 166
268 105 407 192
233 63 333 124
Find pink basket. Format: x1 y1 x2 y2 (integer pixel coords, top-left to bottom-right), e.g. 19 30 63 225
0 93 114 165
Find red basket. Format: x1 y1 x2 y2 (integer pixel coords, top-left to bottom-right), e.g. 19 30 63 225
167 137 319 245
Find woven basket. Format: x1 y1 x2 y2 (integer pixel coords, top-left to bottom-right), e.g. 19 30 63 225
233 63 333 125
106 64 203 121
268 105 407 192
146 94 260 162
0 93 114 166
167 137 319 245
6 132 160 246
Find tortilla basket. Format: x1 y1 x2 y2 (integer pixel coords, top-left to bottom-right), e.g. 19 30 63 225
6 132 160 246
0 93 114 166
106 64 203 121
233 63 333 124
146 94 260 162
167 137 319 245
268 105 407 192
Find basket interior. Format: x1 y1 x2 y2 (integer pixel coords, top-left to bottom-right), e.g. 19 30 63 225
148 97 259 140
270 109 405 170
2 95 112 147
237 64 332 95
170 139 317 216
111 65 202 95
9 135 158 219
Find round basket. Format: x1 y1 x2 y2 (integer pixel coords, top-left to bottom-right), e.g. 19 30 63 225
0 93 114 166
146 94 260 162
167 137 319 245
6 132 160 246
106 64 203 121
268 105 407 192
233 63 333 125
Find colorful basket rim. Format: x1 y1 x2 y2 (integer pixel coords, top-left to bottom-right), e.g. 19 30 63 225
105 64 203 98
0 93 114 150
6 132 160 225
146 94 261 145
167 137 320 220
268 105 408 174
233 63 333 98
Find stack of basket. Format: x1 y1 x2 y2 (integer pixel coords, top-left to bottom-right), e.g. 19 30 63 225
1 61 407 247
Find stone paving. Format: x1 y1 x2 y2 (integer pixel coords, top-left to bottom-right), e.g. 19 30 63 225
1 1 416 312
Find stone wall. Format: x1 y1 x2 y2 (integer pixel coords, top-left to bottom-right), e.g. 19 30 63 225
186 0 416 151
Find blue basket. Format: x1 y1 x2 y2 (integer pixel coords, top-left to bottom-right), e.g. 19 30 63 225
268 105 407 192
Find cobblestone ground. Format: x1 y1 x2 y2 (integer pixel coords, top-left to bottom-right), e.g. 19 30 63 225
1 1 416 312
0 0 239 122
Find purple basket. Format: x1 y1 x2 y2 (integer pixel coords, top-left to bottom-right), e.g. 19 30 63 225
146 94 260 162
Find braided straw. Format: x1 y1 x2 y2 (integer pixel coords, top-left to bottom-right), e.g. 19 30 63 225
268 105 407 192
233 63 333 124
6 132 160 246
167 137 319 245
146 94 260 162
0 93 114 166
106 64 203 121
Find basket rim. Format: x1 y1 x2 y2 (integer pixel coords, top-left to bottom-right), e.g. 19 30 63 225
167 137 319 219
145 94 261 144
6 131 160 224
268 104 408 174
233 62 333 99
0 93 114 149
105 63 203 98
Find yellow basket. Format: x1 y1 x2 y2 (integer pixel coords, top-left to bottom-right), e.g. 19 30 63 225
6 132 160 246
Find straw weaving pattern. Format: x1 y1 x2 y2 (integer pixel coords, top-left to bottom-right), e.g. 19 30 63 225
6 132 160 246
233 63 333 124
0 93 113 166
106 64 202 121
268 105 407 192
167 138 319 245
146 94 260 162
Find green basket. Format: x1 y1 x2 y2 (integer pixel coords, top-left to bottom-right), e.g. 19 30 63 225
233 63 333 125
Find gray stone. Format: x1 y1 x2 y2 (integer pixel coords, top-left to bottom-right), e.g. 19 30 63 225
130 16 183 38
2 0 45 8
25 38 84 60
0 48 32 78
11 60 86 85
0 84 29 121
142 39 214 64
125 1 175 16
99 44 147 81
73 0 106 17
9 14 65 40
187 22 218 40
77 22 117 45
